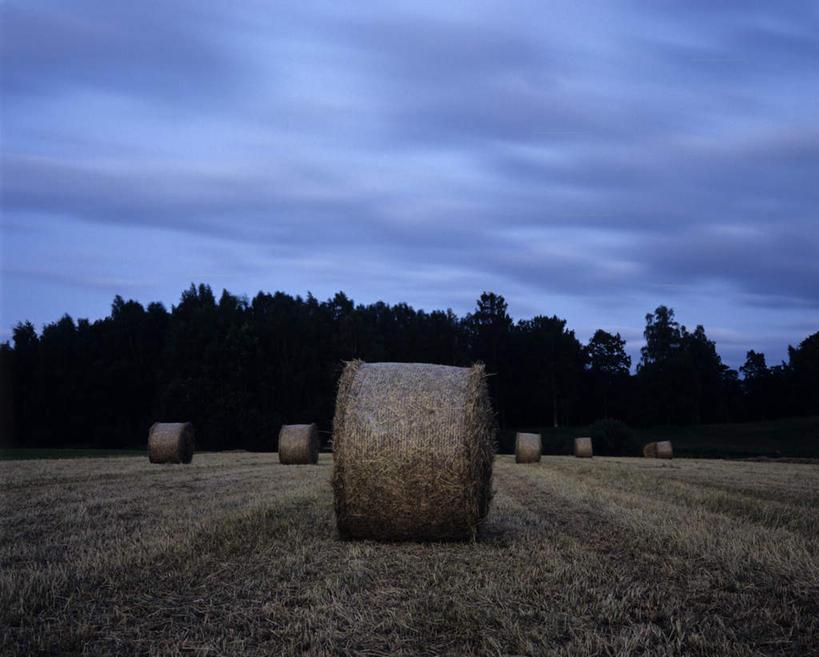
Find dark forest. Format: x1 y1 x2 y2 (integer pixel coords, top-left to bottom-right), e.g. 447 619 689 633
1 285 817 452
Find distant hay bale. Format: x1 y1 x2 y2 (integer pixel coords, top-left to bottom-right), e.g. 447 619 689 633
278 423 320 464
148 422 194 464
574 436 593 458
332 361 495 542
643 441 673 459
515 432 541 463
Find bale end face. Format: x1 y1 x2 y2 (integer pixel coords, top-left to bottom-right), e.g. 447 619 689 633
656 440 673 459
515 432 541 463
332 361 495 542
278 423 320 464
148 422 195 464
574 436 593 458
643 442 656 458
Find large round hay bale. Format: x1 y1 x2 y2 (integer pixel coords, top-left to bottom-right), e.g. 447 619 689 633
148 422 194 464
278 423 320 464
515 432 541 463
643 441 673 458
332 361 495 541
574 436 593 458
656 440 673 459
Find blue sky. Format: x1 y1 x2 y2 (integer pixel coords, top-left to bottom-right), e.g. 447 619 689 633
2 1 818 368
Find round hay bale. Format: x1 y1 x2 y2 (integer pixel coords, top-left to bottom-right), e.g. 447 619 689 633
656 440 673 459
643 441 657 458
278 423 320 464
332 360 495 542
515 432 541 463
574 436 593 458
148 422 194 464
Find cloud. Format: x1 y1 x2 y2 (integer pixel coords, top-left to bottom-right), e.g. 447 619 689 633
1 2 243 103
2 0 818 365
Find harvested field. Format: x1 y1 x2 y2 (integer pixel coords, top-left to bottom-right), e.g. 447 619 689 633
1 454 818 656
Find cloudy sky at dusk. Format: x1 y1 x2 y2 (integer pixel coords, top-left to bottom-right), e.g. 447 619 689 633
2 1 818 368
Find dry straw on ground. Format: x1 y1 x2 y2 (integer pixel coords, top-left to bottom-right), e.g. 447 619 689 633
4 454 818 656
643 441 674 459
148 422 194 464
332 360 495 541
574 436 593 458
278 423 320 464
515 432 541 463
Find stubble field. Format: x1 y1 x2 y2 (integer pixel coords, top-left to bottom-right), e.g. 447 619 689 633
1 453 817 656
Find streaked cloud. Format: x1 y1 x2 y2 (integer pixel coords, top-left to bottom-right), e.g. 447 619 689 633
2 0 818 366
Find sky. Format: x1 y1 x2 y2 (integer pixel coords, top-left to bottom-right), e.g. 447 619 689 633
1 0 818 369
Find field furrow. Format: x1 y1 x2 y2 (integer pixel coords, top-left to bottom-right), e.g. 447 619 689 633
1 454 817 656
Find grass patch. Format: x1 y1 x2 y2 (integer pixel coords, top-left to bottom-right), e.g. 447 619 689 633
0 448 146 460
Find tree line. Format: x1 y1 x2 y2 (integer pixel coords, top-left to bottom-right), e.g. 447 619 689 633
1 285 817 451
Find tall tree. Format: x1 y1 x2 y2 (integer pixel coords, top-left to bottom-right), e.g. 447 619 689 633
0 342 13 447
585 330 631 419
788 331 819 415
640 306 681 367
464 292 512 366
741 350 770 420
680 324 730 424
637 307 682 425
9 322 39 444
464 292 512 424
513 315 585 427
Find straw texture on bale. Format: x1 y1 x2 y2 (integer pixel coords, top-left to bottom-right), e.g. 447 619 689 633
643 441 673 459
148 422 194 464
332 360 495 542
574 436 593 458
656 440 673 459
515 432 541 463
278 423 320 464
